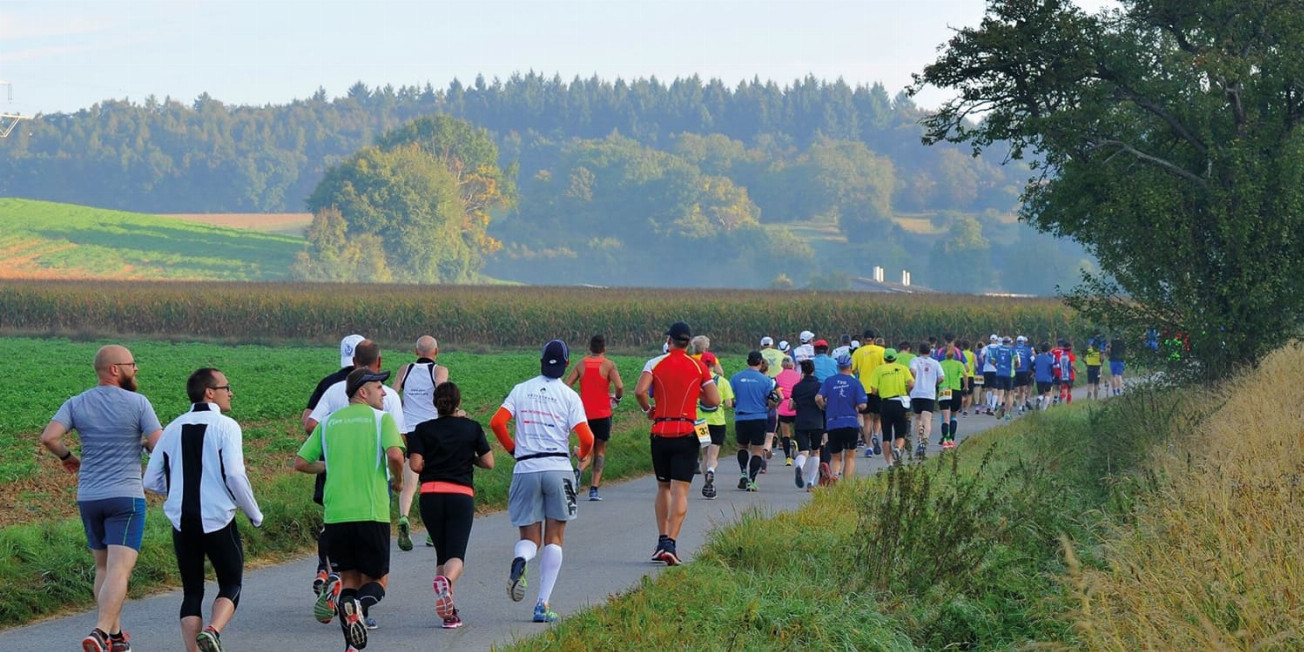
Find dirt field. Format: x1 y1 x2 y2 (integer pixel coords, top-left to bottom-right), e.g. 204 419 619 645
165 213 312 236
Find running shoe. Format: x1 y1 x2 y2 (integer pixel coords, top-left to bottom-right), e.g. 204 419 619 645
794 465 805 489
916 442 926 457
785 457 794 466
314 574 341 623
658 542 682 566
108 631 132 652
397 516 413 551
746 480 758 492
82 629 110 652
312 569 329 596
864 446 873 458
339 597 368 649
738 475 748 490
533 602 559 623
872 437 882 456
702 470 716 499
588 487 602 501
433 575 455 620
195 627 222 652
441 609 463 629
364 615 378 630
425 532 434 547
507 556 528 602
817 462 831 487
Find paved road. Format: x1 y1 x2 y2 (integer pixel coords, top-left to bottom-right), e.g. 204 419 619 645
1 401 1066 652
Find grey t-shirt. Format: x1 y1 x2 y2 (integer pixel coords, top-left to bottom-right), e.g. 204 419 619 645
53 385 162 501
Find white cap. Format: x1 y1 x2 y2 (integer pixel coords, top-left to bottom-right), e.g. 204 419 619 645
1016 335 1028 342
799 330 814 343
990 334 1000 342
851 340 861 349
778 340 791 352
760 336 774 347
340 334 365 367
662 341 669 354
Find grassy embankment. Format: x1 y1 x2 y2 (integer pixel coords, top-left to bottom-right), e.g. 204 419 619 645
504 347 1304 651
0 337 657 628
0 198 302 280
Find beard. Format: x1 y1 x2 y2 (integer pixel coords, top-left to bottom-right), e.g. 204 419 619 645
118 375 138 392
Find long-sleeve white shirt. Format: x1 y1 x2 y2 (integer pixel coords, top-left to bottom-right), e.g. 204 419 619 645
144 403 263 532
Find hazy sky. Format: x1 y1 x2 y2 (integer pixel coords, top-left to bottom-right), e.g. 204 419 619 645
0 0 1117 116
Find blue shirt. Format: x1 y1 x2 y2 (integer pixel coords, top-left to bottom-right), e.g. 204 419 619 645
729 368 774 422
1014 344 1034 371
811 354 838 382
1033 353 1056 383
819 373 867 431
993 345 1016 376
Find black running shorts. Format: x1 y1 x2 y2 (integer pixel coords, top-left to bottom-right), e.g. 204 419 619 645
650 435 700 483
735 419 767 447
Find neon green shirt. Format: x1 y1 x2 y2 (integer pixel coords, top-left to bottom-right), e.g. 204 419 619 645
940 359 966 391
759 349 786 378
298 403 404 524
896 352 916 368
702 374 734 427
869 362 914 399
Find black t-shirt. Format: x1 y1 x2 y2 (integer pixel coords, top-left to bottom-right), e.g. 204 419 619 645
1108 339 1126 362
306 367 353 410
791 376 824 431
409 416 492 489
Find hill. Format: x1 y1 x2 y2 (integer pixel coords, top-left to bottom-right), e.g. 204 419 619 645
0 199 303 280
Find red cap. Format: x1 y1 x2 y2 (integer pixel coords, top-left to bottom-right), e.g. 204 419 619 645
813 339 829 348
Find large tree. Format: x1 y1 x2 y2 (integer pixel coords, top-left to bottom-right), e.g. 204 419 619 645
913 0 1304 374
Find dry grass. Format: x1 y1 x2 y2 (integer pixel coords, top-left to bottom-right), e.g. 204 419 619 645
165 213 312 235
1065 344 1304 650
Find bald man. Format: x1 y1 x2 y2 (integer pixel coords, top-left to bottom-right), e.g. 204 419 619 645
391 335 450 550
41 345 163 652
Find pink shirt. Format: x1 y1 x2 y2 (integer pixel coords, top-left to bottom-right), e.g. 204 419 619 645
775 369 801 417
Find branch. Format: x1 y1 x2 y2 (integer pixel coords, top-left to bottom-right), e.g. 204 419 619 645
1110 84 1209 155
1091 139 1209 188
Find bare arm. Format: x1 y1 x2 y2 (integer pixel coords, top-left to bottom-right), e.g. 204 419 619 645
409 453 424 474
475 450 495 470
700 380 721 409
41 421 82 473
606 360 624 398
391 363 412 395
386 447 405 492
294 457 325 474
564 363 582 388
143 429 162 453
634 371 654 419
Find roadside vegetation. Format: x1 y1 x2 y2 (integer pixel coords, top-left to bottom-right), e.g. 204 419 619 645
504 346 1303 650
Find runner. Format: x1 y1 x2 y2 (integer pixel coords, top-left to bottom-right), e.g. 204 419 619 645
730 350 779 492
41 345 162 652
816 354 867 485
980 335 999 415
1083 337 1103 400
830 334 853 361
758 336 786 377
992 336 1017 420
490 340 595 621
787 360 824 486
143 368 263 652
634 322 720 564
1107 333 1126 396
1014 335 1035 411
938 349 965 449
773 357 801 466
303 335 363 596
811 339 837 382
963 339 980 416
851 329 885 456
392 335 448 551
908 343 944 457
408 381 496 629
1058 341 1078 404
1033 342 1056 410
563 334 624 501
792 331 816 364
868 348 914 466
294 368 406 652
698 361 735 500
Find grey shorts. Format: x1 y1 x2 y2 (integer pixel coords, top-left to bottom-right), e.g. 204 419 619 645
508 470 578 526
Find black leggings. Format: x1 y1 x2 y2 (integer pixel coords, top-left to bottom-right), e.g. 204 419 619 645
419 492 476 566
173 520 244 619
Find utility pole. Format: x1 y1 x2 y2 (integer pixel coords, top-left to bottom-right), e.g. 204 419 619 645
0 81 28 138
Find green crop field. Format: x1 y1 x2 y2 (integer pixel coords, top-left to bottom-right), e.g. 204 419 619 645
0 199 303 280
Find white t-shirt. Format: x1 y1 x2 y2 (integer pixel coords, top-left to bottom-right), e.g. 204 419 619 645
909 356 945 400
501 375 588 474
792 343 815 363
981 344 999 373
309 381 406 435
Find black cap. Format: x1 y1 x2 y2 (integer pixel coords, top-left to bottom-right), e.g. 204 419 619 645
665 322 692 342
346 368 391 398
541 339 570 379
747 350 764 366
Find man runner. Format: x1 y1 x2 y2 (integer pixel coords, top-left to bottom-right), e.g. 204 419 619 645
868 348 914 466
392 335 448 550
729 351 779 492
816 354 867 486
564 334 625 501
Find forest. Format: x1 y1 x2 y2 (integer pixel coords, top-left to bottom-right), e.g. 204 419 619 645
0 73 1092 291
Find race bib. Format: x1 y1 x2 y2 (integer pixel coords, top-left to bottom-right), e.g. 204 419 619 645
939 387 953 400
694 419 711 445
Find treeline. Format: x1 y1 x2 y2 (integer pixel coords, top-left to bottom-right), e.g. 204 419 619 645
0 73 1090 291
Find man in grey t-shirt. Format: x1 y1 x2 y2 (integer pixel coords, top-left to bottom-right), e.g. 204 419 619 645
41 344 162 652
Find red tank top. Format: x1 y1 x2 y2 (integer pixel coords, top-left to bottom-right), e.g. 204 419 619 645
579 356 613 419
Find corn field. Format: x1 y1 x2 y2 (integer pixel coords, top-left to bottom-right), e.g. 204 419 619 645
0 280 1090 349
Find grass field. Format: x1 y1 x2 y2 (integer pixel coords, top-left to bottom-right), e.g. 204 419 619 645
0 199 303 280
165 212 313 236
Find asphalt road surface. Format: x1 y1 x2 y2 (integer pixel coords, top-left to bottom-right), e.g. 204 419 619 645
1 398 1078 651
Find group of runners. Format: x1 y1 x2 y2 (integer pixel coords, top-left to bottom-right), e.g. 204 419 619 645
40 325 1128 652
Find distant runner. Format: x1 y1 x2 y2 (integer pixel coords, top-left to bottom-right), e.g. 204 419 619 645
564 334 624 501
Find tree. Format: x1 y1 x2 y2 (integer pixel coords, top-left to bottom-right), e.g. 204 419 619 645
913 0 1304 374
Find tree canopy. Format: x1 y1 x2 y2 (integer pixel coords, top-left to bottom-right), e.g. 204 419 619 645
914 0 1304 373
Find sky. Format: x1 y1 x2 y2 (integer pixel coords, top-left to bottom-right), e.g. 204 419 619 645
0 0 1117 116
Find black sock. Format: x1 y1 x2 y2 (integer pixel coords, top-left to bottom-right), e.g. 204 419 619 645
357 581 385 615
781 436 792 459
737 449 748 473
748 455 763 481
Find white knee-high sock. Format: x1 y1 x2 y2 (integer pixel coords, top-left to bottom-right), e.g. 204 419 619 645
514 539 539 562
804 455 820 486
794 453 807 470
537 544 563 606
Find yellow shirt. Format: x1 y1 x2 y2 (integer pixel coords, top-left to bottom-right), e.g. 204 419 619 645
869 362 914 398
759 348 786 378
852 343 885 392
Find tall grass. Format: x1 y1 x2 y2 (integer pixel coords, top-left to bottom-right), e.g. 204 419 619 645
1064 344 1304 649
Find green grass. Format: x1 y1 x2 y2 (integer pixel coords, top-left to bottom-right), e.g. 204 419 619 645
0 198 303 280
0 336 661 627
500 389 1181 651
